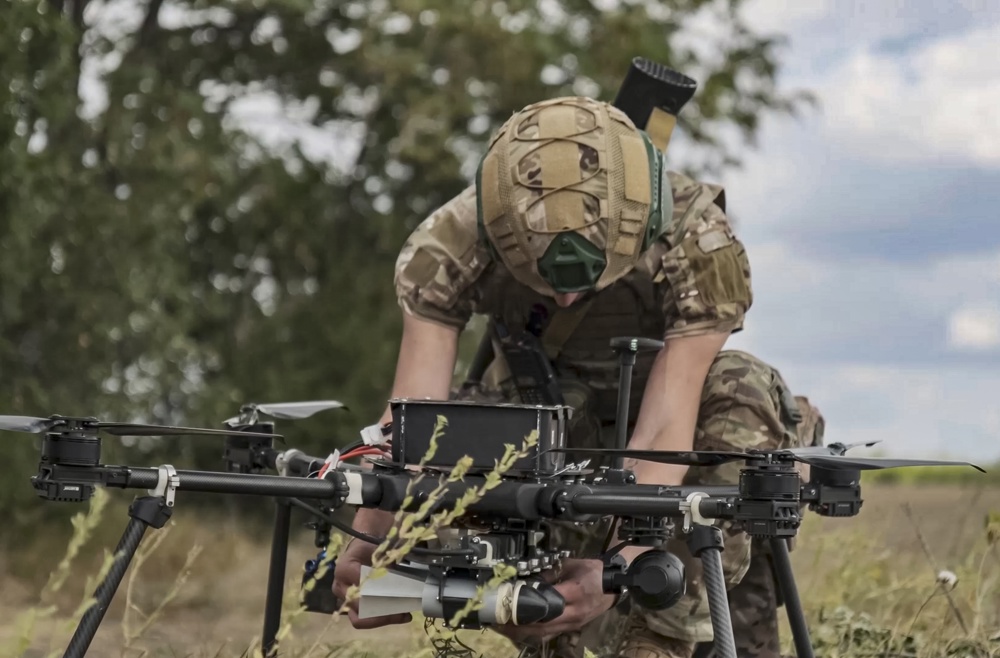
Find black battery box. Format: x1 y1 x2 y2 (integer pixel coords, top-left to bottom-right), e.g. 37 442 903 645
388 398 571 476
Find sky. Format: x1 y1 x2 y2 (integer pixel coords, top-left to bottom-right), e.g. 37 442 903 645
700 0 1000 463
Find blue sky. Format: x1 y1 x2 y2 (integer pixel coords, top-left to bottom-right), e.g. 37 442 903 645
699 0 1000 462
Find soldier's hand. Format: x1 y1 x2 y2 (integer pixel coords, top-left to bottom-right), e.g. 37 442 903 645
332 537 412 629
495 558 616 644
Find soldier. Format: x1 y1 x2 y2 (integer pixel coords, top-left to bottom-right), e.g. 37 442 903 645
332 95 824 658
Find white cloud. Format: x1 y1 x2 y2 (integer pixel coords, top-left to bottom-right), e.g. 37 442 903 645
670 0 744 73
739 0 833 36
947 304 1000 351
716 343 1000 461
712 6 1000 238
727 235 1000 361
710 116 824 230
777 363 1000 462
813 21 1000 166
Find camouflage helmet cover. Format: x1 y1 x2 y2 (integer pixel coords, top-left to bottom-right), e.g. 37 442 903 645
475 96 671 296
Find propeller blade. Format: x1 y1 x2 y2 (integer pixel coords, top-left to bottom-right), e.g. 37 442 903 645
255 400 347 419
546 447 750 467
96 423 281 439
836 439 883 452
780 439 883 457
0 415 62 433
792 454 986 473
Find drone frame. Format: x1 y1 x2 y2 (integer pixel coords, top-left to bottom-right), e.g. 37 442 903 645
5 341 986 658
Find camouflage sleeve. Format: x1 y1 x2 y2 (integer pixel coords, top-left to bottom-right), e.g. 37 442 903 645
393 185 490 330
657 181 753 340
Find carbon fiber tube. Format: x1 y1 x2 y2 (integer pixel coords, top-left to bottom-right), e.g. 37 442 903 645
122 468 160 488
613 351 636 469
123 468 342 499
262 501 292 657
63 517 148 658
95 466 737 521
569 492 730 519
770 537 815 658
361 474 735 521
700 548 737 658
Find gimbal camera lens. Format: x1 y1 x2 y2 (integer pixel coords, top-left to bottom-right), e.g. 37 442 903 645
625 549 686 611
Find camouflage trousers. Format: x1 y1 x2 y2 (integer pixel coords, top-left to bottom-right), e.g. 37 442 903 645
455 349 825 658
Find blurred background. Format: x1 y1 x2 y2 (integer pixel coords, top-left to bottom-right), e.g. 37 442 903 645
1 0 999 653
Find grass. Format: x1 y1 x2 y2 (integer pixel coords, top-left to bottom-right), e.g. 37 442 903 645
782 483 1000 657
1 458 998 657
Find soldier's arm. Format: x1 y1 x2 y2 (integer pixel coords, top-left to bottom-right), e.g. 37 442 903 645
618 185 751 559
354 185 486 536
350 311 460 538
626 330 729 479
333 188 486 630
377 312 459 425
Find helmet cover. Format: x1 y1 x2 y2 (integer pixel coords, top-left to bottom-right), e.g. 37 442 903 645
476 96 670 296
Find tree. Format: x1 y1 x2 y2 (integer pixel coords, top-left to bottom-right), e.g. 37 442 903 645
0 0 810 534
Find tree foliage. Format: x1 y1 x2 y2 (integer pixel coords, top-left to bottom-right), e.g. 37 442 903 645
0 0 810 533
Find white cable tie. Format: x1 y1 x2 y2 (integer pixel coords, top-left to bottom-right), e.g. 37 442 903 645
321 449 341 476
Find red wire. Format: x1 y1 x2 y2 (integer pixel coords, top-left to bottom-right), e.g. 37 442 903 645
314 444 391 479
341 446 388 460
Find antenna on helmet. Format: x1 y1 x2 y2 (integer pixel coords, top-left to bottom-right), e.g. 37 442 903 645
612 57 698 152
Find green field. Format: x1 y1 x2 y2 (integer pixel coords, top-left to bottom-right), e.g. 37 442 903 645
1 479 998 658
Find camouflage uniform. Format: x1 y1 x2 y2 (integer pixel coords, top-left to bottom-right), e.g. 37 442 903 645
392 97 824 658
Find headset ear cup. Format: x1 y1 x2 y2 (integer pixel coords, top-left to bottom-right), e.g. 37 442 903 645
640 133 669 251
475 156 487 245
657 164 673 246
475 153 500 261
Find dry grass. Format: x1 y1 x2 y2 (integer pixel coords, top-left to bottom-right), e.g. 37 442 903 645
784 482 1000 656
1 478 997 658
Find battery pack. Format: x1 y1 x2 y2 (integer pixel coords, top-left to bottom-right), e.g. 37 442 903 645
388 399 571 476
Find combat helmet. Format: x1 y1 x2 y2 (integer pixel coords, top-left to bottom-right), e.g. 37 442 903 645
475 96 671 296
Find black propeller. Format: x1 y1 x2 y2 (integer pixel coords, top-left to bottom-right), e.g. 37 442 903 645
546 448 749 467
545 445 986 473
784 454 986 473
0 414 280 439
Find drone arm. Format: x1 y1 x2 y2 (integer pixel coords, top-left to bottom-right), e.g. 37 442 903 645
568 490 730 519
44 463 744 526
338 471 739 523
353 472 564 520
96 466 352 502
